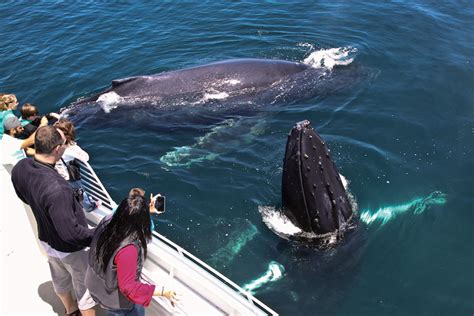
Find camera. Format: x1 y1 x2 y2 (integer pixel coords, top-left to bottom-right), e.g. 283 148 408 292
156 195 165 213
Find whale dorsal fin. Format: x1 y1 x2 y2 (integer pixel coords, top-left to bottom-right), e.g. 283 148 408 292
111 76 140 88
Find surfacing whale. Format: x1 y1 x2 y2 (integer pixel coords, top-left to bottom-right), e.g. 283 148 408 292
75 58 311 105
280 120 355 246
67 57 371 117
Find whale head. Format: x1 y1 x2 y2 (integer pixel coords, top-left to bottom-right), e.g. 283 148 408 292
281 120 355 246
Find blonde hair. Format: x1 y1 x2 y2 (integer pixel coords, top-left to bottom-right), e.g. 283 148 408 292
0 94 17 111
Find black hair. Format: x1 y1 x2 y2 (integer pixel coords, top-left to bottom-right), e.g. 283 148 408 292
95 196 152 272
34 126 63 154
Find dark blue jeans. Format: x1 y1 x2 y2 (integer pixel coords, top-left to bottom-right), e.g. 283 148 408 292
106 304 145 316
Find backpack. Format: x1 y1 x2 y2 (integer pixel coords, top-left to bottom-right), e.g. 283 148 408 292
61 158 82 181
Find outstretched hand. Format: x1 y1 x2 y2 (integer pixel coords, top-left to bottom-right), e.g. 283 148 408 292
149 193 161 214
163 290 180 307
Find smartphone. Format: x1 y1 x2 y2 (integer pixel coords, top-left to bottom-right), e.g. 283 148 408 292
156 195 165 213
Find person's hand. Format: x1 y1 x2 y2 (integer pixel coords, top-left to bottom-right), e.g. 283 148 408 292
163 290 180 307
149 193 159 214
40 116 48 126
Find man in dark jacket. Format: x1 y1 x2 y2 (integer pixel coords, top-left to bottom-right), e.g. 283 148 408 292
11 125 96 316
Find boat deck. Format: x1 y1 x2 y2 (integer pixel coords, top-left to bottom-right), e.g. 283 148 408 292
1 164 79 315
1 160 277 315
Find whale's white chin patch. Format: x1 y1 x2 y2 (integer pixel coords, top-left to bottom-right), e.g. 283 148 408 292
97 91 122 113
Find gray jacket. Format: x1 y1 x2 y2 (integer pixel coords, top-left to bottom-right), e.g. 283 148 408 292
85 217 144 311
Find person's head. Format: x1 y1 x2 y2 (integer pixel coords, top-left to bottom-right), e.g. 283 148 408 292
0 94 18 111
3 116 24 137
20 103 38 120
95 195 152 272
53 118 76 145
34 126 67 161
129 187 145 198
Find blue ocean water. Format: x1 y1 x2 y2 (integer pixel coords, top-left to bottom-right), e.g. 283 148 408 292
1 1 473 315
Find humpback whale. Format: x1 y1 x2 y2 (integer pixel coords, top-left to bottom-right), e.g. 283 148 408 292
281 120 355 246
63 53 373 168
66 54 371 119
73 58 316 106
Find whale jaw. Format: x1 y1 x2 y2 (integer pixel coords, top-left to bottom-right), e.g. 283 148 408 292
281 120 355 246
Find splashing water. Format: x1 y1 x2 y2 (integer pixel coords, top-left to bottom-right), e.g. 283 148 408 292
359 191 447 225
97 91 122 113
303 47 358 70
258 205 302 236
242 261 285 294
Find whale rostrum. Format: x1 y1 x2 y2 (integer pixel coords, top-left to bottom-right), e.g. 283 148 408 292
281 120 355 246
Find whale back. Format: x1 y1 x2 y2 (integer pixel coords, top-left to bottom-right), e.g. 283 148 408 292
105 59 312 98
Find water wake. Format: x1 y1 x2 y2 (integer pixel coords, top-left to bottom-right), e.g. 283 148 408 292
242 261 285 295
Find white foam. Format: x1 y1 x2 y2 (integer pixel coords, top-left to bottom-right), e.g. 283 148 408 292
97 91 122 113
303 47 357 70
258 206 302 235
297 42 316 50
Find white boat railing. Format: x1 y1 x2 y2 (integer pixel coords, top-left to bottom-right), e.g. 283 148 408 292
77 159 278 315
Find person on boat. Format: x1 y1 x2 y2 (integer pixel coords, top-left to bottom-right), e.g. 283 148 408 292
54 118 99 212
19 102 39 126
11 125 97 316
127 187 163 231
19 102 60 138
0 93 19 138
86 193 178 316
0 115 48 163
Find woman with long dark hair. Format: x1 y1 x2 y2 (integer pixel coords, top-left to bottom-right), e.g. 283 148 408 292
86 193 178 315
